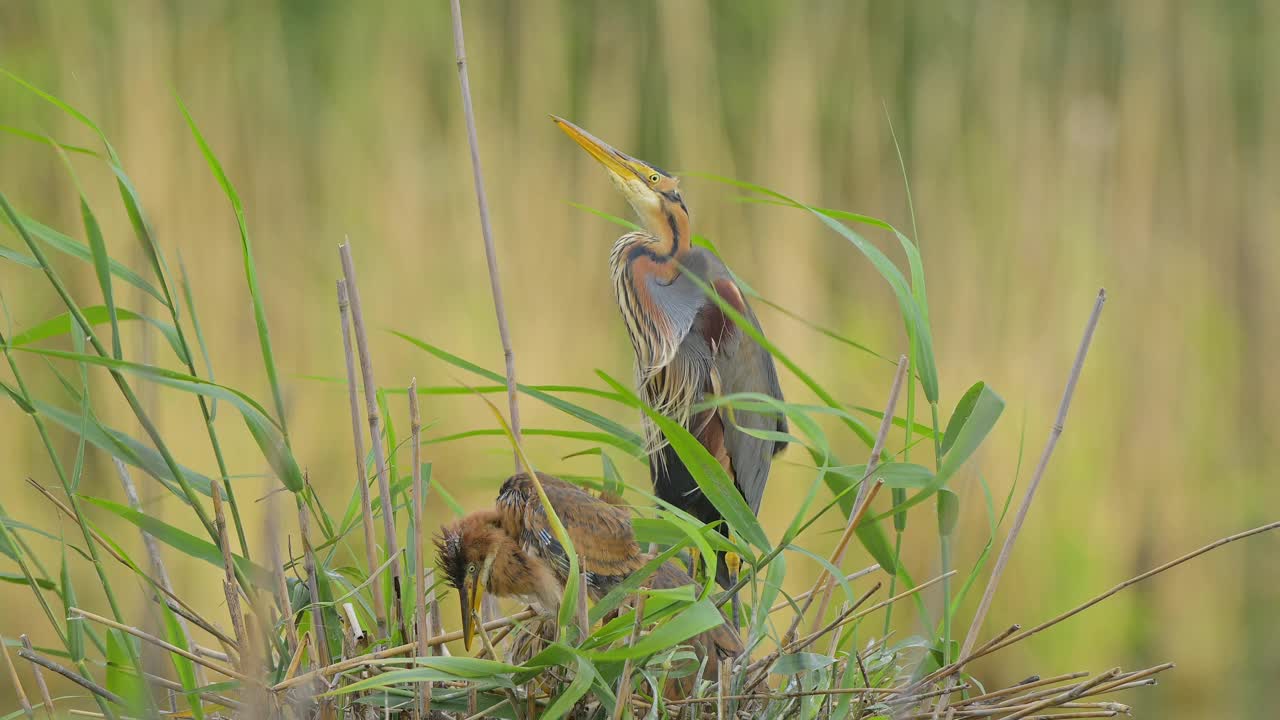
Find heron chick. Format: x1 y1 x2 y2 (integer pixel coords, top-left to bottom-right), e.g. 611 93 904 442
435 472 742 671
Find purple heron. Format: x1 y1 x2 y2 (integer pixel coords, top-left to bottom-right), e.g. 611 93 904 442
435 472 742 671
552 117 786 590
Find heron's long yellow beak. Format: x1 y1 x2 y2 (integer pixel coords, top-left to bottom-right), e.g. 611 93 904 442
460 576 485 652
551 115 644 181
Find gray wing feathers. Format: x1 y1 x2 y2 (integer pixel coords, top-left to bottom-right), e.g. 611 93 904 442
716 300 786 513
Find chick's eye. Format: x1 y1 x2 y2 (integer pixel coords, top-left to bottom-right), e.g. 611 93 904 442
648 173 660 183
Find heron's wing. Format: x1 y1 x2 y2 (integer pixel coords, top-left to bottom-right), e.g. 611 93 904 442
666 265 785 515
497 473 643 591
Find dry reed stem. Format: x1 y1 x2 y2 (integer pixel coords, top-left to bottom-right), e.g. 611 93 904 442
611 590 648 720
717 656 729 720
991 694 1123 715
0 635 32 718
448 0 523 469
163 598 236 652
1072 663 1173 700
768 565 879 616
408 377 431 719
954 672 1089 708
784 582 880 655
211 483 249 660
426 567 446 657
1018 707 1121 712
809 354 908 634
17 637 51 720
750 573 951 693
17 647 123 706
297 500 332 672
113 458 207 689
988 665 1171 711
783 480 885 649
282 632 310 682
272 608 538 692
338 279 386 638
17 635 52 717
132 666 242 711
958 290 1107 661
339 242 405 642
195 645 231 662
69 607 248 682
263 488 299 657
1000 668 1121 720
927 521 1279 693
655 683 964 708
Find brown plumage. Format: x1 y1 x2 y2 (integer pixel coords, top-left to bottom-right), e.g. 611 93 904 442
435 472 741 675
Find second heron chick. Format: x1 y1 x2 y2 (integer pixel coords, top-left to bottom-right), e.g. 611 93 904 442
435 472 742 667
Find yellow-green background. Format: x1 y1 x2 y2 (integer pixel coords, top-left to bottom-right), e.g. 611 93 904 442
2 1 1277 716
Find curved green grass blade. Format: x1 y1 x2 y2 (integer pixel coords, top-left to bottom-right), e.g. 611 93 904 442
177 95 289 443
2 212 166 306
34 399 213 500
587 598 726 663
80 496 272 584
392 331 644 451
0 125 100 156
599 371 769 552
9 345 303 493
425 427 645 460
11 306 187 362
698 175 938 404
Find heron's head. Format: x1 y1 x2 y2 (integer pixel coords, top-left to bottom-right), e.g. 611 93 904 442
435 512 505 651
552 116 687 236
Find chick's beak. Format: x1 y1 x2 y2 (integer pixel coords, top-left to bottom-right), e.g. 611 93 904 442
551 115 644 182
460 575 484 652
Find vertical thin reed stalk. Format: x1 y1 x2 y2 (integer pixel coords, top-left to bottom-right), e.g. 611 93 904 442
338 279 386 637
426 567 447 657
298 501 332 671
113 459 206 688
339 242 405 643
957 290 1107 659
211 483 248 658
448 0 523 469
611 590 648 720
265 490 299 656
18 636 52 720
0 635 33 719
409 378 430 719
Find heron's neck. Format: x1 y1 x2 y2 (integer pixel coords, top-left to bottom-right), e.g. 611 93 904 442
647 205 691 264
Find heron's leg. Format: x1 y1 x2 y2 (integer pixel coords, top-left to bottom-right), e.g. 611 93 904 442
688 546 703 581
725 534 742 629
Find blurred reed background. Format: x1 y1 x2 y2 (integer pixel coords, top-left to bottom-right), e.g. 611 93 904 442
1 1 1277 716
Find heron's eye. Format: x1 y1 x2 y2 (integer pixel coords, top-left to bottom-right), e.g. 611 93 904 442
648 173 660 183
466 563 477 574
